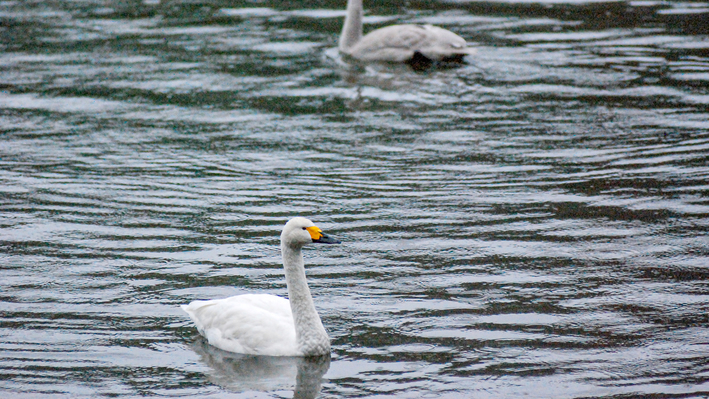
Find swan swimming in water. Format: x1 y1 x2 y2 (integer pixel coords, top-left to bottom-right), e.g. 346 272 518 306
181 217 340 357
338 0 475 66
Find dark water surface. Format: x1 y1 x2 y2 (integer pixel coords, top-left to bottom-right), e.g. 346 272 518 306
1 0 708 398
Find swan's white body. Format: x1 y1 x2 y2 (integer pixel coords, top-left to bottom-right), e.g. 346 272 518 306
181 217 340 357
338 0 475 63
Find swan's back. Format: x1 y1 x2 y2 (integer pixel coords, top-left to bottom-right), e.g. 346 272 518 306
181 294 298 356
346 24 472 63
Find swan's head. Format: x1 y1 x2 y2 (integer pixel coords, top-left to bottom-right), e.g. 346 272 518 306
281 217 341 247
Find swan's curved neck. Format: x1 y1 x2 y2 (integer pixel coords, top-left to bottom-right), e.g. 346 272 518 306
339 0 362 52
281 243 330 356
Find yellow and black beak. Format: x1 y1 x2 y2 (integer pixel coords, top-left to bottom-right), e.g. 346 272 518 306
305 226 341 244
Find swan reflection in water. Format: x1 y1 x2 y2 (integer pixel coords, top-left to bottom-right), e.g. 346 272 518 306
189 336 330 398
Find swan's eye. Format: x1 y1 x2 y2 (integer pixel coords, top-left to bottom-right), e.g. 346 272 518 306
302 227 307 230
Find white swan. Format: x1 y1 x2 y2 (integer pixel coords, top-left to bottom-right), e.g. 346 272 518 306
338 0 475 65
181 217 340 357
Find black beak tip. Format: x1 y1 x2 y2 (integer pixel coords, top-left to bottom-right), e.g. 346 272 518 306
313 234 341 244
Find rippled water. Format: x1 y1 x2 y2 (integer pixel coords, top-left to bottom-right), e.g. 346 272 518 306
1 0 708 398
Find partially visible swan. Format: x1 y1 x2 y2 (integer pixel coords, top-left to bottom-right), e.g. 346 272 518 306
338 0 475 65
181 217 340 357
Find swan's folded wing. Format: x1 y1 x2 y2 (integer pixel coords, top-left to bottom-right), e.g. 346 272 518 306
350 24 473 62
417 25 476 60
181 294 298 356
350 25 427 62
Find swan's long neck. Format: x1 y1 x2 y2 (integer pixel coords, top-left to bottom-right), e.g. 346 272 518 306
282 243 330 356
339 0 362 53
